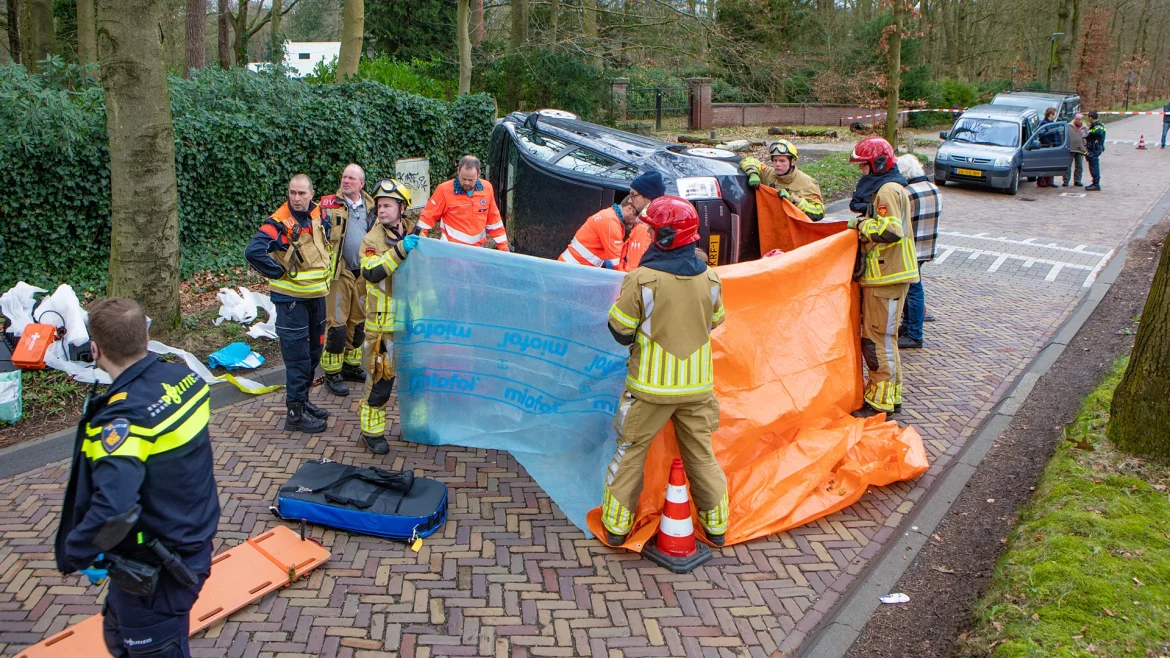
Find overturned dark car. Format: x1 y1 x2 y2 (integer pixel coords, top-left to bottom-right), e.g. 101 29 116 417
487 110 761 266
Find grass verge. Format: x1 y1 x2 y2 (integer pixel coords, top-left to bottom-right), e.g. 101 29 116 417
960 356 1170 657
800 151 859 201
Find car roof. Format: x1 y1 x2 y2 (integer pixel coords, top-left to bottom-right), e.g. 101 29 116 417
957 104 1035 120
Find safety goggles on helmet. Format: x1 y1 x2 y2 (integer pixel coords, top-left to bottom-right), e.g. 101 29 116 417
643 196 701 251
373 179 412 206
768 139 799 160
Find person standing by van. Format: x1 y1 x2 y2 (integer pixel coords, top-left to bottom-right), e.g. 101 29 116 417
1085 111 1106 191
1066 113 1088 187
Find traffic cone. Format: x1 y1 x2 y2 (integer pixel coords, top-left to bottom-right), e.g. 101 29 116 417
1137 135 1148 150
641 458 714 574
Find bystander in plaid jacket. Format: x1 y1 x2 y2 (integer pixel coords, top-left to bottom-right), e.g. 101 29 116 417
904 176 941 262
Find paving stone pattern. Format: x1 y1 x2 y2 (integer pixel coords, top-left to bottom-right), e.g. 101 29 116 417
0 115 1165 658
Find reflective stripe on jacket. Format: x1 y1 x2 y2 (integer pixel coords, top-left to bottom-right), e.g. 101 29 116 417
247 202 333 299
559 205 625 267
740 157 825 221
857 182 920 287
608 266 725 404
360 219 414 333
417 179 508 248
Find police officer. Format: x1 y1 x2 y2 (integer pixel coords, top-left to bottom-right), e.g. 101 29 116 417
358 179 420 454
54 297 219 658
245 173 333 433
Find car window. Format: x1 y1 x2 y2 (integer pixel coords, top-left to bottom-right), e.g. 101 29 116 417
554 147 621 176
948 118 1021 147
993 95 1058 117
515 128 571 162
607 165 639 181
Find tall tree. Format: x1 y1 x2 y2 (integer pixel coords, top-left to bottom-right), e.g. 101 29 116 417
581 0 596 38
217 0 230 66
6 0 21 64
97 0 182 332
457 0 470 93
20 0 53 70
506 0 528 110
336 0 361 79
185 0 205 74
884 0 904 145
1108 238 1170 464
77 0 96 64
471 0 483 44
1053 0 1080 89
548 0 558 45
267 0 283 64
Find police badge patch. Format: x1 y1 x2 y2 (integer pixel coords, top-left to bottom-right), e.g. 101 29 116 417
102 419 131 454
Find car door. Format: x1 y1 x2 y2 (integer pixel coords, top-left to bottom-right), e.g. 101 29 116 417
1021 121 1073 176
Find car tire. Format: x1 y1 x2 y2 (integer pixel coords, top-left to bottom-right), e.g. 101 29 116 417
1003 168 1020 195
684 147 740 162
935 177 946 186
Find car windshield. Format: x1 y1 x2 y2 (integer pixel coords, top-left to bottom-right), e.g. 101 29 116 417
993 95 1059 116
948 118 1020 147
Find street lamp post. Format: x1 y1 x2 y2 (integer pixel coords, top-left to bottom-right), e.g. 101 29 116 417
1126 71 1135 111
1046 32 1064 90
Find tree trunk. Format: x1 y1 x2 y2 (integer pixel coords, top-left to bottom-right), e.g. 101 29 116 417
581 0 596 38
216 0 229 66
77 0 96 65
6 0 20 65
97 0 182 333
232 0 247 66
884 0 903 145
184 0 204 74
336 0 361 80
505 0 527 111
267 0 282 64
1053 0 1078 89
1108 238 1170 464
471 0 483 45
457 0 470 93
548 0 558 46
20 0 53 71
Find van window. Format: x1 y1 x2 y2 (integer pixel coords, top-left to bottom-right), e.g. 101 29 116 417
949 117 1021 147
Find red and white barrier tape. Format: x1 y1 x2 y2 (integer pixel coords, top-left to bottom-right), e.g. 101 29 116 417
844 108 1167 121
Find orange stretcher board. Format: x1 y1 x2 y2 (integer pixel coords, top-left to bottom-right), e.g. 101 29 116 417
17 525 330 658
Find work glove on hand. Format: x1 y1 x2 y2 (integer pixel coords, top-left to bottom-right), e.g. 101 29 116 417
747 174 761 189
778 188 791 200
81 555 108 585
739 157 762 177
402 234 420 253
847 217 860 230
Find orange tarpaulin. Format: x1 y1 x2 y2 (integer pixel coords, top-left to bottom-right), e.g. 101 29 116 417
756 185 850 253
586 223 929 550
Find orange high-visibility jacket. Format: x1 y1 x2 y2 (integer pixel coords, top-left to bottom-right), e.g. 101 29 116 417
618 221 653 272
558 204 625 267
417 178 508 249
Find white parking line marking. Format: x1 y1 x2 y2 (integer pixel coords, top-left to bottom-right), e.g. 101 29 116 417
935 243 1109 286
988 254 1010 272
1083 248 1116 287
937 231 1109 257
1046 264 1065 282
934 246 957 264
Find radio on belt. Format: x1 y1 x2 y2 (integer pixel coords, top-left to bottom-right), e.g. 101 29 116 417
12 323 61 370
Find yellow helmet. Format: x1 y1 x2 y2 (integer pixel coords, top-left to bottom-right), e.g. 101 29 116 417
373 178 412 207
768 139 799 160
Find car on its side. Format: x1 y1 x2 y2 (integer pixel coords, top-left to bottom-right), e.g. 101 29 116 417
934 104 1072 195
991 90 1082 121
486 110 761 266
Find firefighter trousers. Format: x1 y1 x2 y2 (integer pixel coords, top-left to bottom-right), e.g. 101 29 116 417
601 392 729 537
323 272 365 374
861 282 910 412
359 332 396 438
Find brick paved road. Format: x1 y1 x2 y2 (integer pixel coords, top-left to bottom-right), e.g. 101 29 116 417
1 115 1167 658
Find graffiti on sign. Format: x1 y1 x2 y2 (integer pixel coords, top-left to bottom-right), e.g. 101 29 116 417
395 157 430 210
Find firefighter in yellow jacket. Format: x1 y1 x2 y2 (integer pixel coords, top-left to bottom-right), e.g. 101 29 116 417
319 164 377 397
846 137 919 416
739 140 825 221
357 179 420 454
602 196 729 547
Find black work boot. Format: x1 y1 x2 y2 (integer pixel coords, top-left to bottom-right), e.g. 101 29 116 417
341 364 367 383
286 403 326 433
707 532 726 547
362 434 390 455
1085 184 1101 191
303 400 330 420
605 530 627 546
898 336 923 349
852 403 893 419
323 372 349 397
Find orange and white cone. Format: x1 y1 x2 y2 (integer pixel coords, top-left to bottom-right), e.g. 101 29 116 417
1137 134 1148 150
642 458 713 573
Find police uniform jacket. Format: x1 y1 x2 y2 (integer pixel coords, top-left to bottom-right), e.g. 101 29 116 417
54 354 220 574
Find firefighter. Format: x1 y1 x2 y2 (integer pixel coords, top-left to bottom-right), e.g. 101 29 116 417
358 179 421 454
559 197 639 268
244 173 333 433
55 298 219 658
739 140 826 221
601 196 729 547
416 155 509 250
846 137 919 416
318 164 376 397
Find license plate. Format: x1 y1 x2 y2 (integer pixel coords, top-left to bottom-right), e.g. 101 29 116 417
707 235 721 265
955 167 983 177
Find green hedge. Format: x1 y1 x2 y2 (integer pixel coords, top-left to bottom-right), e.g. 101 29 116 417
0 60 496 292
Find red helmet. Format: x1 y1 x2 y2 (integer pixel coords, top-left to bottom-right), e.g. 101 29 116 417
643 196 700 250
849 136 897 174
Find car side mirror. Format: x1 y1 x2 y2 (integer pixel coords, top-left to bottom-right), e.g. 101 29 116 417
939 131 948 140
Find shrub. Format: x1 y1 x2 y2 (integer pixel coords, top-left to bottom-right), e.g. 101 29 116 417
0 62 496 291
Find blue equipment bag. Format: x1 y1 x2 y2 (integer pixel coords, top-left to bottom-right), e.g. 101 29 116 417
272 459 447 541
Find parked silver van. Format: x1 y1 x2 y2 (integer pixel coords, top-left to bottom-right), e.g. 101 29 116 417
934 104 1072 195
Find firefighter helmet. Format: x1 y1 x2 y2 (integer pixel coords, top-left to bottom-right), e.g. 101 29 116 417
849 137 897 174
643 196 701 251
768 139 799 160
373 178 412 207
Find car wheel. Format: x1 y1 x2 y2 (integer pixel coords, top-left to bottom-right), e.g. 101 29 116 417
1003 168 1020 195
935 177 946 186
684 147 739 161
